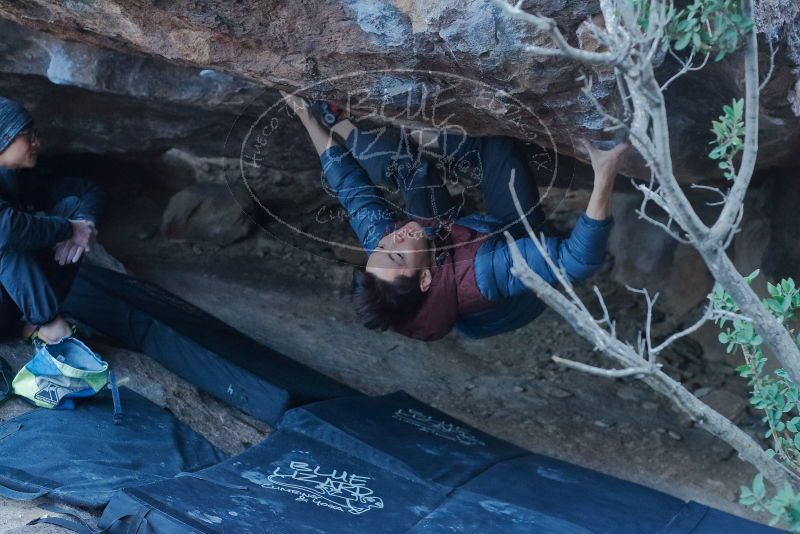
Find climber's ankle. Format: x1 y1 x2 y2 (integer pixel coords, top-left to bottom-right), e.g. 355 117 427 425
331 118 355 141
21 322 37 340
37 316 72 344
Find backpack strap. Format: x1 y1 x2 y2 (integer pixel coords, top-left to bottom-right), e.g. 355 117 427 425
30 502 152 534
28 504 100 534
109 370 124 425
0 485 48 500
0 356 11 404
29 516 95 534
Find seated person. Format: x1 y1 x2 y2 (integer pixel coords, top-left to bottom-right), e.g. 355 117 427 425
0 96 101 344
283 92 628 341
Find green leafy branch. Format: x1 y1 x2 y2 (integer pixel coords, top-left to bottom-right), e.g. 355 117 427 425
668 0 754 61
709 98 745 181
711 271 800 529
741 473 800 529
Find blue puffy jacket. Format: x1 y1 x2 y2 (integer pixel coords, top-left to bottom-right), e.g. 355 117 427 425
321 145 612 339
454 213 611 338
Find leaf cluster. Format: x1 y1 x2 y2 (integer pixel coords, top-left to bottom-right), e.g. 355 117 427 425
709 98 745 181
668 0 754 61
711 271 800 529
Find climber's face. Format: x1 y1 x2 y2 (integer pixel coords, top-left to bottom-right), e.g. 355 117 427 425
0 127 39 169
367 221 432 287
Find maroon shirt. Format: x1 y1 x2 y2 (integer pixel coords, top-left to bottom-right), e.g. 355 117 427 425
390 223 495 341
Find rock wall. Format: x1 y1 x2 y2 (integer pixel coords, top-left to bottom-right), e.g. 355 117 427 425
0 17 264 155
1 2 800 321
0 1 799 180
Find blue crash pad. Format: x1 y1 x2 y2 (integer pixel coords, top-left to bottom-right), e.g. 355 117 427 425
0 387 223 509
63 265 358 425
279 391 526 489
97 392 780 533
411 453 687 533
98 429 447 533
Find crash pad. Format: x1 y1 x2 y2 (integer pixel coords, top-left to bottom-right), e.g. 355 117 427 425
97 390 780 533
62 265 358 425
409 453 683 533
279 391 526 489
98 429 447 533
0 387 223 509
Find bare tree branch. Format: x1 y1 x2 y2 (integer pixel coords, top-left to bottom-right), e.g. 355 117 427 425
710 0 759 242
759 36 778 92
661 48 711 92
626 287 655 357
632 179 693 244
600 0 800 384
552 355 657 377
497 0 800 491
689 183 727 207
593 285 617 337
507 171 592 316
493 0 621 65
505 228 795 488
578 74 631 134
650 306 749 355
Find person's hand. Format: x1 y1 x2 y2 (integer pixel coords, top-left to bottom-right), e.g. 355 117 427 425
69 219 95 248
54 240 86 265
54 220 97 265
280 90 311 122
88 222 98 247
580 139 630 190
582 139 630 221
54 240 71 265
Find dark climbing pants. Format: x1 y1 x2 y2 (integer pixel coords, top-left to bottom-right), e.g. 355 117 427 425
344 127 546 232
0 196 85 335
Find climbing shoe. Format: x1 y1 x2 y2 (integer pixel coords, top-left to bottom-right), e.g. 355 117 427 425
310 100 347 129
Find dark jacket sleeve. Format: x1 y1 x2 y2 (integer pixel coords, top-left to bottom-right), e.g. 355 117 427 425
19 171 103 223
0 199 72 251
320 145 395 253
476 213 613 301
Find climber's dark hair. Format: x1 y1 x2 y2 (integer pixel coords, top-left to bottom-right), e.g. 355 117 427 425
351 268 425 330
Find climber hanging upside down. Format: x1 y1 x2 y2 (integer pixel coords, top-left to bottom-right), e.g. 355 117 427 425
282 91 629 341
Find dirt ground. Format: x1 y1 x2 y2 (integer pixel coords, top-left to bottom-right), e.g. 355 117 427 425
0 175 779 531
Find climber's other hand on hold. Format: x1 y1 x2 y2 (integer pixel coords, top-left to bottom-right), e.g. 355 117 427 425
581 139 630 221
280 90 343 156
580 138 631 192
280 90 311 122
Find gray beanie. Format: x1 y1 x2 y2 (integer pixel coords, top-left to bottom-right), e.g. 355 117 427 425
0 97 33 153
